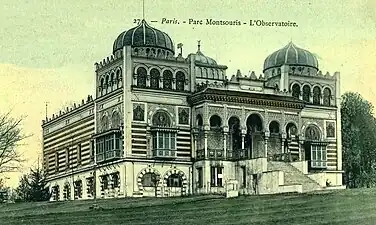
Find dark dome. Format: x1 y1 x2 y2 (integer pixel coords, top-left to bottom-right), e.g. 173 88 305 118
263 42 318 72
113 20 175 54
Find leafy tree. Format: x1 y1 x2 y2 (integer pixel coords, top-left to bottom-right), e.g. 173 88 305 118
15 167 50 202
341 92 376 188
0 113 28 174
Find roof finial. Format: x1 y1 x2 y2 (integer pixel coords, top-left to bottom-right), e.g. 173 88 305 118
45 101 49 119
177 43 183 56
142 0 145 20
197 40 201 52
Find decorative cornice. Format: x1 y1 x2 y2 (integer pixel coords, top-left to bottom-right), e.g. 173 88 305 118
188 88 305 109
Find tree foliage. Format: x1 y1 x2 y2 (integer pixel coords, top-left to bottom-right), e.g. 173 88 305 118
15 167 50 202
341 92 376 188
0 113 27 174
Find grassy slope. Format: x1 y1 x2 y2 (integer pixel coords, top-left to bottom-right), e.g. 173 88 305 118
1 189 376 225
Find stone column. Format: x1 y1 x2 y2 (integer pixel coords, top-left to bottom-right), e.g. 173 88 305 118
299 139 305 161
204 130 208 159
223 127 228 160
241 129 246 158
264 132 270 159
146 72 150 87
193 133 198 159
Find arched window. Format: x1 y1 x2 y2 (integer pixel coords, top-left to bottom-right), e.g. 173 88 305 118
150 69 160 89
246 114 263 133
100 78 104 95
176 72 185 91
313 86 321 105
228 116 241 151
142 173 157 187
286 123 298 138
163 70 173 90
52 185 60 201
302 85 311 102
291 84 300 99
63 183 71 200
196 115 203 128
152 111 176 154
269 121 280 134
137 67 147 88
209 115 222 130
167 174 183 187
323 88 331 106
116 69 122 88
105 75 109 88
74 180 83 199
110 72 115 88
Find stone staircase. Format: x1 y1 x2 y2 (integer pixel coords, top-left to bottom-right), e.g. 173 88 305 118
268 161 322 193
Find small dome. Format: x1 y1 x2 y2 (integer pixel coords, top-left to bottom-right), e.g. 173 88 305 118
187 51 217 65
263 42 318 72
187 42 217 65
113 20 175 55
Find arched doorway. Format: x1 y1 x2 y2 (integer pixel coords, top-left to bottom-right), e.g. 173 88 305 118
245 114 263 158
285 122 299 161
208 115 223 158
268 121 281 159
228 116 242 158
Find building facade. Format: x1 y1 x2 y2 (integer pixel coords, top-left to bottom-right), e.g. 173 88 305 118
42 20 344 201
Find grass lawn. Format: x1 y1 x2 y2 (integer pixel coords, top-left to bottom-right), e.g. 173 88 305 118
1 188 376 225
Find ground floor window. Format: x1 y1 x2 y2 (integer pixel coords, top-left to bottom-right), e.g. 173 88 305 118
197 168 203 188
311 145 327 168
142 172 160 187
210 166 223 187
86 177 94 197
167 174 182 187
74 180 83 199
63 184 71 200
101 175 109 191
112 172 120 188
52 186 60 201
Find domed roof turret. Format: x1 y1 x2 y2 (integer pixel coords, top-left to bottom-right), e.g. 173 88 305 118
263 42 318 72
187 41 217 65
113 19 175 55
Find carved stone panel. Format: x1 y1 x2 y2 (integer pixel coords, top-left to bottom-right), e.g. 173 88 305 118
133 103 145 122
227 108 242 120
208 106 225 121
178 107 190 125
326 121 336 138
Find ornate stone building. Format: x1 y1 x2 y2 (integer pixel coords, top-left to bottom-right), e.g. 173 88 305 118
42 20 344 201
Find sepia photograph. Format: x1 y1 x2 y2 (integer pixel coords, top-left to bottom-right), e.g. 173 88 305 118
0 0 375 224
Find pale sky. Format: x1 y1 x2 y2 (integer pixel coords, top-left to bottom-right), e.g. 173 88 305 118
0 0 375 187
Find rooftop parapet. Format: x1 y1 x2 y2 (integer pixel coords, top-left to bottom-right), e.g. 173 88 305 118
42 95 94 125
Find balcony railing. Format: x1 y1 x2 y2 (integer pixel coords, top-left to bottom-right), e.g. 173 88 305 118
152 149 177 159
196 148 250 160
96 149 122 163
